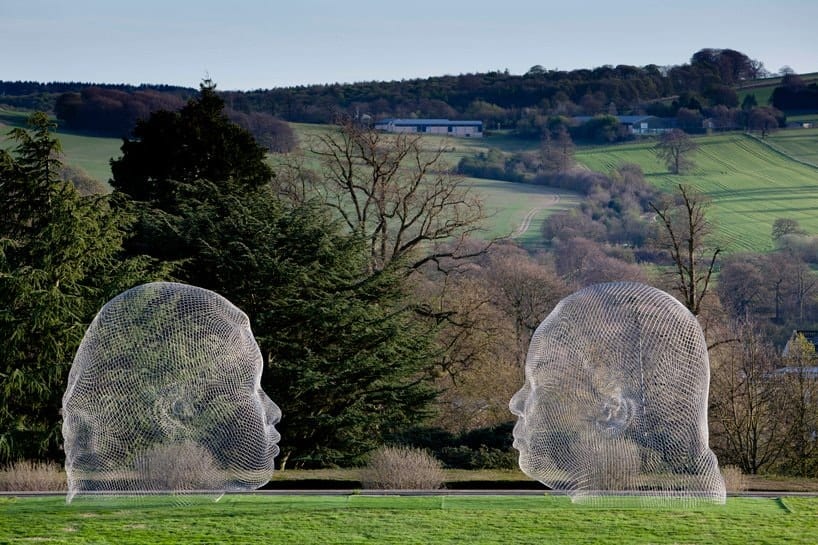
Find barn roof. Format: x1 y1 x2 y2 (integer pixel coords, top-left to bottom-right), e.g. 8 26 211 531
376 118 482 126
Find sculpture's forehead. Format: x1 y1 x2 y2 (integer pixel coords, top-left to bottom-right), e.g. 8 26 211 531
526 286 708 378
101 283 248 325
68 283 262 386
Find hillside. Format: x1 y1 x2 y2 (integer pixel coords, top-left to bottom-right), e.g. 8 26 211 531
736 72 818 108
0 108 120 184
6 101 818 254
0 112 582 245
575 130 818 253
284 124 583 245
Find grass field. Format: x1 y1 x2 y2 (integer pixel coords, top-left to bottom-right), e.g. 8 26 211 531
464 178 579 244
1 494 816 544
0 107 120 183
575 132 818 253
735 72 818 109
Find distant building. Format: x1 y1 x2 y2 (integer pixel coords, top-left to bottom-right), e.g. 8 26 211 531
374 118 483 138
572 115 674 135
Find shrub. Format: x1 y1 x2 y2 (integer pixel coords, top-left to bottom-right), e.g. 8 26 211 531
721 465 748 493
386 423 517 470
133 440 219 491
0 460 67 491
360 446 444 490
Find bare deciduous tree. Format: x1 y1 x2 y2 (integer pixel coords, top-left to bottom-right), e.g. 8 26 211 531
709 323 789 474
422 274 521 431
650 184 720 316
308 119 487 273
780 334 818 476
539 126 575 174
482 246 569 365
654 129 698 174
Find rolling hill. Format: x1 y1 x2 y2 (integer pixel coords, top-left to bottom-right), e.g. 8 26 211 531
575 130 818 253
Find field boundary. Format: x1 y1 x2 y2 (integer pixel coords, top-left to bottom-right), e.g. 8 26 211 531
747 132 818 170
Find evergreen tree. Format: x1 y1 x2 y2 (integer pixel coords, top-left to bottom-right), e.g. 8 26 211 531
110 80 273 261
187 190 437 467
111 85 439 467
0 113 154 461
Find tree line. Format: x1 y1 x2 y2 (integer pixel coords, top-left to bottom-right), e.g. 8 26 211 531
1 48 802 143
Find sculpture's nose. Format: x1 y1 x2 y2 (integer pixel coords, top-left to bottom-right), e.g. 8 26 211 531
509 382 531 417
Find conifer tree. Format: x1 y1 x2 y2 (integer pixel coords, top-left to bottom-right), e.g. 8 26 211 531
0 113 153 461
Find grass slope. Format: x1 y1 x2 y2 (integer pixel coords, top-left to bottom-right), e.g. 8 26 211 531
765 127 818 167
735 72 818 111
0 108 120 183
1 494 816 545
576 132 818 253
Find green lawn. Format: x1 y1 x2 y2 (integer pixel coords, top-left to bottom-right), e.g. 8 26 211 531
576 132 818 253
1 494 816 544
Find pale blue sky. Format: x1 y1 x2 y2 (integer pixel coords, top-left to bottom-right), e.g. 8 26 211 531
2 0 816 90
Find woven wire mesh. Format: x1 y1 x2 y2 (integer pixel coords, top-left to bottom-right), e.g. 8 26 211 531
510 282 726 505
62 282 280 502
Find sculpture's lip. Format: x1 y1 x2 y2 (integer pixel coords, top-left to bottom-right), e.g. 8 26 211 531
511 423 526 450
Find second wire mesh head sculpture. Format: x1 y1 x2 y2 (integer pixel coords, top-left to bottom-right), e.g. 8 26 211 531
510 282 725 504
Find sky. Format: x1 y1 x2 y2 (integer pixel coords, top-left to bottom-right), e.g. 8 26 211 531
2 0 817 91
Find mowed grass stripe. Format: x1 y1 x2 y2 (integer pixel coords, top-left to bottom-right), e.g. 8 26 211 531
2 495 816 545
576 133 818 253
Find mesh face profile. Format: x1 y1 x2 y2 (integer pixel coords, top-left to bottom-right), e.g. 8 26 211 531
510 282 726 504
62 282 281 502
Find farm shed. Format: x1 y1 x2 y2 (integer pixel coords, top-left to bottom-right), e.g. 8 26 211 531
374 118 483 137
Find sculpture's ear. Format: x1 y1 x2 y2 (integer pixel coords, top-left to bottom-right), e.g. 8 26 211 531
596 390 634 434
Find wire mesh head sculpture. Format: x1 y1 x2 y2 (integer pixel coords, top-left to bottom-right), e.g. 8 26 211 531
62 282 281 502
509 282 725 504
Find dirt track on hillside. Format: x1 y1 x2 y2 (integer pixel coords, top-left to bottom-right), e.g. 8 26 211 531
510 194 561 238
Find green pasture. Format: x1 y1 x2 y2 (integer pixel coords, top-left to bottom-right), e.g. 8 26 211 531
1 494 816 544
576 132 818 253
735 72 818 108
468 178 580 244
0 107 120 184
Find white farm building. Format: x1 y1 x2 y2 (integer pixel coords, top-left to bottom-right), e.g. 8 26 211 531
374 118 483 138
